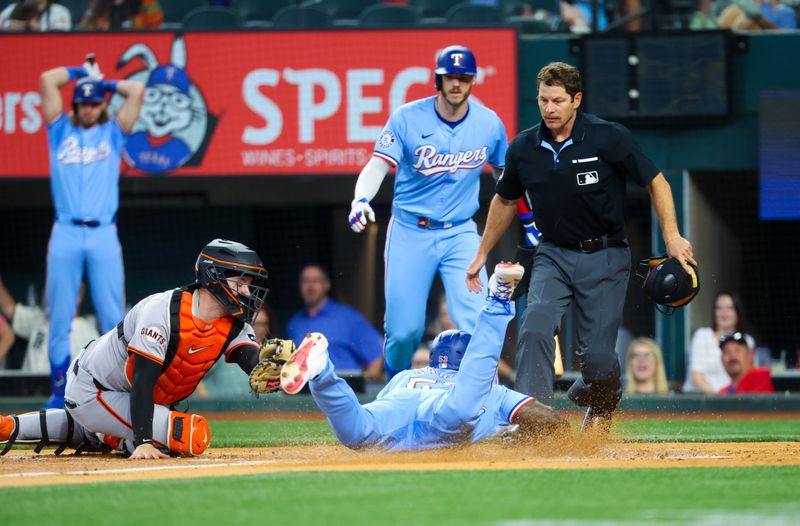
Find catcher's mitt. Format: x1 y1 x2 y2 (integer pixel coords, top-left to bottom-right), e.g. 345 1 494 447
248 338 296 394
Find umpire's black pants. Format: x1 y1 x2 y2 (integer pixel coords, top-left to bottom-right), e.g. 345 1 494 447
514 242 630 408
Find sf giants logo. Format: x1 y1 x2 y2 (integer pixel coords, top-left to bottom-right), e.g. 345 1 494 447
451 53 464 67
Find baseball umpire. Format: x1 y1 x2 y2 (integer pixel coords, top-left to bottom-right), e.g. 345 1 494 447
466 62 696 429
348 45 508 379
1 240 271 459
39 56 144 409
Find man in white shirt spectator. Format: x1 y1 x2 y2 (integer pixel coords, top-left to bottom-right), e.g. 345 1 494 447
0 1 71 31
0 274 98 373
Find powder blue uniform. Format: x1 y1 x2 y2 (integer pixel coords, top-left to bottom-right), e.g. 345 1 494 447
45 113 127 408
309 297 532 451
375 96 508 375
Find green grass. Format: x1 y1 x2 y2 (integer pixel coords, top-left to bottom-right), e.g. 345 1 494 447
615 418 800 442
4 467 799 525
3 417 799 525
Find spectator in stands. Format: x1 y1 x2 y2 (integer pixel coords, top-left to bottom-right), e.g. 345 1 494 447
0 274 99 374
624 337 669 395
0 311 14 368
286 265 384 380
719 331 775 394
411 343 430 369
252 302 277 343
689 0 720 29
0 0 71 31
684 292 750 394
423 293 456 343
79 0 163 30
555 1 589 31
719 0 797 29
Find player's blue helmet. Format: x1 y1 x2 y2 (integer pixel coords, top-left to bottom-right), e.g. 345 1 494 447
434 45 477 90
72 78 106 106
429 330 471 371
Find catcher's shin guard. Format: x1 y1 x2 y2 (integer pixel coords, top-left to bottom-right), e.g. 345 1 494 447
1 410 87 456
168 411 211 456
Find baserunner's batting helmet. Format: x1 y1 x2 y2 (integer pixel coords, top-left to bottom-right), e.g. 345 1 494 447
429 330 471 371
635 256 699 315
434 45 477 90
195 239 269 324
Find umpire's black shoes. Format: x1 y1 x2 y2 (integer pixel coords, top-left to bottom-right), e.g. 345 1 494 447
581 407 613 433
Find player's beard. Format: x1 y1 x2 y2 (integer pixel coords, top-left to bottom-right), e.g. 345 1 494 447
442 83 472 109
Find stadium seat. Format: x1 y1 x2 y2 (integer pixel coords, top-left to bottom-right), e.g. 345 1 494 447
409 0 461 19
359 4 419 27
237 0 291 24
182 6 242 30
162 0 207 24
309 0 381 20
272 6 333 28
445 3 505 23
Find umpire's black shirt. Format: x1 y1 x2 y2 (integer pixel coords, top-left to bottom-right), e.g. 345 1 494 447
497 111 659 244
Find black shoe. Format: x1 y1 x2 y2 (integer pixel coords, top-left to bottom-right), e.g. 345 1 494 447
581 407 613 433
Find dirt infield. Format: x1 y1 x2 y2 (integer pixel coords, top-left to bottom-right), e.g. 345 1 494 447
2 438 798 488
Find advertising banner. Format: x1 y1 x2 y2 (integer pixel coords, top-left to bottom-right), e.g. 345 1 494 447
0 28 517 177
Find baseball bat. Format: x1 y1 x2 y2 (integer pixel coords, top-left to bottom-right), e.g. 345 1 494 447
553 335 564 377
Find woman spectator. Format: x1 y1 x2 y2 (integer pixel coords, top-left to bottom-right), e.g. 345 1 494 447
684 292 751 393
0 0 71 31
79 0 163 30
624 337 669 395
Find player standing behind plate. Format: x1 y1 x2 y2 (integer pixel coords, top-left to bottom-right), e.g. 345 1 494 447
348 45 508 379
39 54 144 409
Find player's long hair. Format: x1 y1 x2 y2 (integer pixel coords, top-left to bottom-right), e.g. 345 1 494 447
70 108 110 127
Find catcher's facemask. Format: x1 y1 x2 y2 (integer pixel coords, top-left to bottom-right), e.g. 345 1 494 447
635 255 699 315
195 239 269 324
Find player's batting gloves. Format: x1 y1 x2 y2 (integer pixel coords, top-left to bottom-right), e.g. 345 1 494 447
82 60 103 80
100 80 118 94
348 197 375 233
66 66 90 81
523 220 541 247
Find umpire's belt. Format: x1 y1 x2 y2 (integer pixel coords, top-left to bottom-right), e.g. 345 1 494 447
547 235 628 253
392 207 468 230
56 213 117 228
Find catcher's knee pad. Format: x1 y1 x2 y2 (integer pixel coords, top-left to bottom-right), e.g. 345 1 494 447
168 411 211 457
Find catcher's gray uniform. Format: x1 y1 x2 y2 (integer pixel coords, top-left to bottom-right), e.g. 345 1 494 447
4 285 257 456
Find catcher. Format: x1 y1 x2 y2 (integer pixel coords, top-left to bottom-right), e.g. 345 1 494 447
1 239 279 459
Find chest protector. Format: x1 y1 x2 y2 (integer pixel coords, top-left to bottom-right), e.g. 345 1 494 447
127 285 243 405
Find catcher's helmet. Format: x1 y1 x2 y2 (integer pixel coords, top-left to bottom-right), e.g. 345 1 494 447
434 45 477 90
195 239 269 324
635 256 699 315
429 330 471 371
72 78 106 106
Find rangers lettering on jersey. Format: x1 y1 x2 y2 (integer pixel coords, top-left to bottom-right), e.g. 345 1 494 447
56 136 112 165
412 145 488 176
